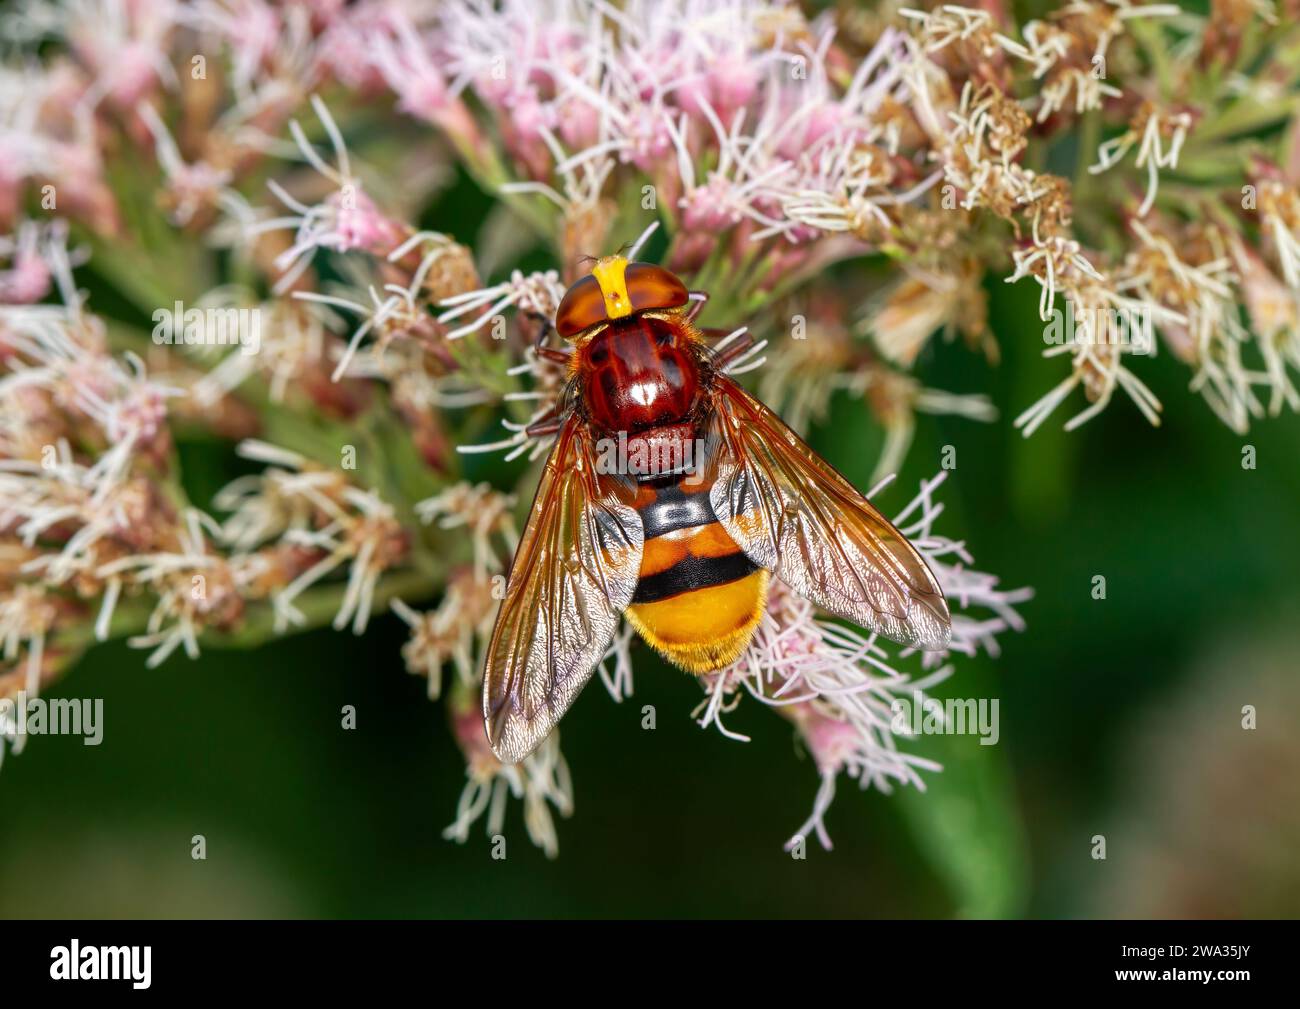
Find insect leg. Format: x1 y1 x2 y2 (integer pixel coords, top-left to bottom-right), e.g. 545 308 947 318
523 397 569 438
525 413 566 438
527 313 571 363
710 329 757 370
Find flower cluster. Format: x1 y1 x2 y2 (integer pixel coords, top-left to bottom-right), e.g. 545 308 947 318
1 0 1290 853
0 235 414 677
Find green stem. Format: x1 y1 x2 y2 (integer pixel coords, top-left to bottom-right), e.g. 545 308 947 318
207 566 442 651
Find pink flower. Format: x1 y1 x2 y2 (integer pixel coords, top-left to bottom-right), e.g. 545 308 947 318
66 0 177 109
327 189 407 258
0 225 53 304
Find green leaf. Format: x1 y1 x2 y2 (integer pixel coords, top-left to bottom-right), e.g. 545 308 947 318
894 674 1030 919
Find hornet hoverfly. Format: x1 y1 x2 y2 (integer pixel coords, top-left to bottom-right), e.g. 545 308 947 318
483 243 952 763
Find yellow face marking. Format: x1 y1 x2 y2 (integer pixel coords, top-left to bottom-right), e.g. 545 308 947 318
591 255 633 319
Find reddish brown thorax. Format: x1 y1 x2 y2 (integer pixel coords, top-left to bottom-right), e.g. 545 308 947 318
579 314 700 432
555 257 699 437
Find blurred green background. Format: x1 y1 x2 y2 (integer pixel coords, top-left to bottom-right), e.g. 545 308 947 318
2 156 1299 920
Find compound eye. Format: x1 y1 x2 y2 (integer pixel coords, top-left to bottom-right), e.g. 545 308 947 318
625 263 689 314
555 274 606 339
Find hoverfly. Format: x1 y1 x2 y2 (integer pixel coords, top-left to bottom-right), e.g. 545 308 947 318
482 243 952 763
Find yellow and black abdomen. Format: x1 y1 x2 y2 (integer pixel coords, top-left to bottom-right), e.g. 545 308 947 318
624 477 769 673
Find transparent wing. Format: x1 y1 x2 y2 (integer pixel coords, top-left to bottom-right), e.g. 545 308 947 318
706 376 951 649
483 417 643 763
